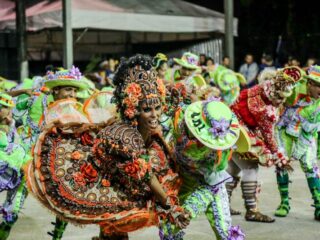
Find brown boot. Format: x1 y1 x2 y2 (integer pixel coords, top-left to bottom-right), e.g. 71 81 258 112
226 176 241 215
245 208 275 223
241 181 275 223
93 232 129 240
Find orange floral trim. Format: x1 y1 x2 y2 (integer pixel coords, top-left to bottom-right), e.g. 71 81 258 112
101 179 111 187
120 158 150 180
156 78 166 100
71 151 82 160
73 172 86 186
146 93 158 99
81 132 94 145
123 83 142 119
126 83 142 98
80 162 98 183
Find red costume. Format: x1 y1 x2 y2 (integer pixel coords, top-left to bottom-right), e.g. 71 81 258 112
231 84 281 165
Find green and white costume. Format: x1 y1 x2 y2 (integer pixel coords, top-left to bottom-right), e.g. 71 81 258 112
275 71 320 220
0 93 28 239
160 99 245 240
203 65 243 105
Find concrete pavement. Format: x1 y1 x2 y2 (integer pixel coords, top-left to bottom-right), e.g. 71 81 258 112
1 161 319 240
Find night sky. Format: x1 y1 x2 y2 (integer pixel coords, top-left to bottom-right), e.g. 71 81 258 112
185 0 320 68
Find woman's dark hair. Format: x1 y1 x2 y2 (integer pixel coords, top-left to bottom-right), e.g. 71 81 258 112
113 54 152 87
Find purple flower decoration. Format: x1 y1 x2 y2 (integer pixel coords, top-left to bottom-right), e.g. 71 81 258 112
187 56 198 65
69 65 82 80
209 117 230 138
46 71 55 80
1 206 16 223
228 225 245 240
313 165 320 177
203 98 233 139
204 96 221 104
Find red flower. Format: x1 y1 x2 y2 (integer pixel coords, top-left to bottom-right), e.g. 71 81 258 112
136 158 150 177
101 179 111 187
80 163 98 182
81 132 94 145
121 160 141 179
73 172 86 186
123 96 138 107
126 83 142 99
121 158 149 179
124 108 136 119
157 79 166 97
71 151 82 160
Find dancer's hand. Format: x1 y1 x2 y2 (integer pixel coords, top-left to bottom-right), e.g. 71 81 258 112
175 211 191 229
273 151 291 169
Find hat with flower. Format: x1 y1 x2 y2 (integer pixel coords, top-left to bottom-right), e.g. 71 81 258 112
204 65 240 105
173 52 200 70
213 66 240 93
113 54 166 122
184 97 250 151
0 92 14 108
44 66 89 90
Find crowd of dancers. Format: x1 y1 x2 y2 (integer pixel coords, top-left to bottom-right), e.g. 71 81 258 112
0 52 319 240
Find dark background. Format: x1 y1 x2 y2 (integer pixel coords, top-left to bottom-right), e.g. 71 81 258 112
1 0 319 78
186 0 319 69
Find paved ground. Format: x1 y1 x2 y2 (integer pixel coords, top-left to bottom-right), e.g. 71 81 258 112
1 161 319 240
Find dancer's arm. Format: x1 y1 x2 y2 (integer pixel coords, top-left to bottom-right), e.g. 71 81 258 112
148 174 168 206
7 89 32 97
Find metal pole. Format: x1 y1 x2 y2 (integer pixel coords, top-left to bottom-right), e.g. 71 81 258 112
224 0 234 70
16 0 28 81
63 0 73 68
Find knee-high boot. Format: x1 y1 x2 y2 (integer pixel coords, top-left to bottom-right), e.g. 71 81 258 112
47 217 68 240
225 176 241 215
0 215 18 240
241 181 275 223
91 226 129 240
275 170 290 217
307 177 320 221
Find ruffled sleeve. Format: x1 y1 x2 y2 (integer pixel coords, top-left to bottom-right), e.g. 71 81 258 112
254 105 278 153
247 86 279 153
231 89 258 128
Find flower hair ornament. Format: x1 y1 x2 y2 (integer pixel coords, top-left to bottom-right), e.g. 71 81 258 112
113 55 166 125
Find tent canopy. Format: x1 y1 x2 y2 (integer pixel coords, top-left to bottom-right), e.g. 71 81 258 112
0 0 238 35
